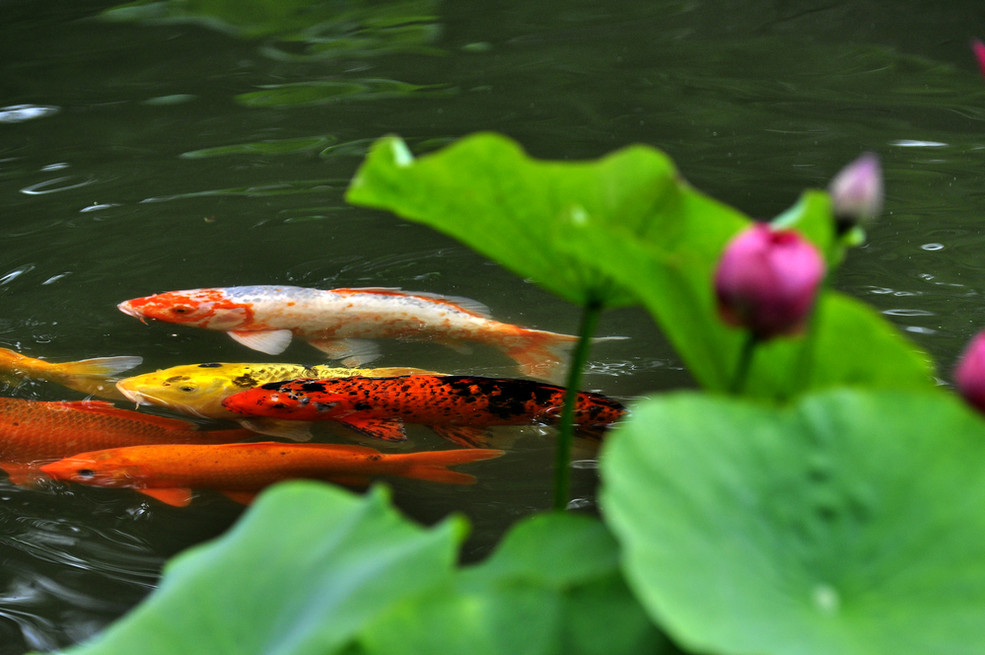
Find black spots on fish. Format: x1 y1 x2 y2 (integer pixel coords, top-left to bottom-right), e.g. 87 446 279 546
233 374 258 388
162 375 197 393
354 402 372 411
197 363 223 368
260 381 284 390
442 376 545 420
573 393 626 426
299 381 328 393
315 401 339 412
367 454 382 462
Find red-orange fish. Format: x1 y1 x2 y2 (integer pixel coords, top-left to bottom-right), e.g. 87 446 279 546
40 442 504 506
222 375 626 447
0 397 252 486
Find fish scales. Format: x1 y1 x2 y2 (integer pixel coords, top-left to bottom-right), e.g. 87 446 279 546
0 397 252 486
118 285 604 381
225 375 626 439
40 442 505 505
116 362 438 441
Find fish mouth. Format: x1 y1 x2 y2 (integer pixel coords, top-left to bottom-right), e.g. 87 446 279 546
116 384 213 419
116 384 151 408
117 301 147 325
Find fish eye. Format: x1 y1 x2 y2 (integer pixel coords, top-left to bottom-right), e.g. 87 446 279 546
77 469 95 479
171 306 193 314
179 386 196 393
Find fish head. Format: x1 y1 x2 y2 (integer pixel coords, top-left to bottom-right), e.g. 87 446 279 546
116 363 242 418
40 451 140 488
118 289 253 330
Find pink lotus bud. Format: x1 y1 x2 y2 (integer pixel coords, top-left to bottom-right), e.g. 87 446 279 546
714 224 825 340
973 39 985 78
955 330 985 413
829 152 883 232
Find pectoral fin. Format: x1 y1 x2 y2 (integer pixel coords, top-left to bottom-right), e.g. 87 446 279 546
308 338 381 367
228 329 293 355
335 415 407 442
138 487 194 507
238 418 313 442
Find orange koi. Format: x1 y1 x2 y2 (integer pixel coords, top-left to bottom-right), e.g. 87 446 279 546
40 442 504 506
0 346 141 400
221 375 626 447
0 397 253 486
118 285 615 382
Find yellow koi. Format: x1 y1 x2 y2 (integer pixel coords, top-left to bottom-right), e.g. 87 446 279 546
0 346 141 400
116 361 437 440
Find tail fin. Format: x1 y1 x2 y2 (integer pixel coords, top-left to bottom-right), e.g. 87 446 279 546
398 448 503 484
503 331 628 383
58 356 144 379
54 356 144 399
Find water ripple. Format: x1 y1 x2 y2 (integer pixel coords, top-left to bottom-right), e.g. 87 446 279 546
20 175 98 196
0 105 59 124
0 265 35 287
883 308 935 317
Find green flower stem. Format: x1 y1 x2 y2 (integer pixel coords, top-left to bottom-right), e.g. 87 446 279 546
729 332 759 394
552 299 603 512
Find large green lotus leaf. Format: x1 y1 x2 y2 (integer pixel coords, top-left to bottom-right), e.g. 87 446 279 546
356 513 673 655
601 389 985 655
55 483 465 655
557 213 935 395
346 133 749 307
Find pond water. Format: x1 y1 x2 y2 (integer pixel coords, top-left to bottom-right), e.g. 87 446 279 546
2 0 985 651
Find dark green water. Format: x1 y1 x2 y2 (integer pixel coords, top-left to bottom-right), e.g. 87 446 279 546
2 0 985 651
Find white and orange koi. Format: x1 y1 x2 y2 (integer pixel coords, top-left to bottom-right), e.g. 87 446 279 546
118 286 613 382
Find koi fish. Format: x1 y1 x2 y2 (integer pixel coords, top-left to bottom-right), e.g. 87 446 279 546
118 285 612 382
0 346 141 400
40 442 504 506
0 397 252 486
222 375 626 447
116 361 439 441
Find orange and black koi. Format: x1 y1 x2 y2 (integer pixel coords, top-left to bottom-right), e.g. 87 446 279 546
222 375 626 447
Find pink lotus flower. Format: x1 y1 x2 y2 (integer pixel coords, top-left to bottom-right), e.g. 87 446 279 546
829 152 883 231
714 224 825 340
973 39 985 78
955 330 985 413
